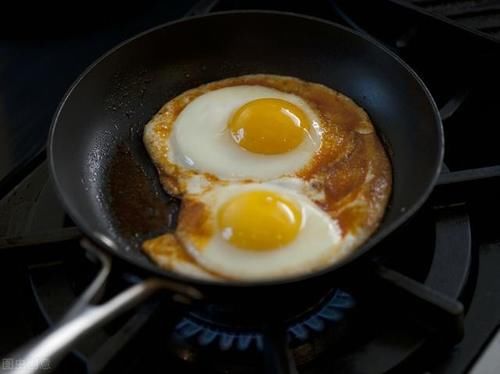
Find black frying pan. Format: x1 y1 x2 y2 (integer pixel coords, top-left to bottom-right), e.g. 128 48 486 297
2 11 463 374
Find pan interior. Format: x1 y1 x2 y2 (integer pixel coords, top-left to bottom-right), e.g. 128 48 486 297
49 12 442 283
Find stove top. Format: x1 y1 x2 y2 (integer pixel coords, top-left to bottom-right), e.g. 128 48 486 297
1 1 500 374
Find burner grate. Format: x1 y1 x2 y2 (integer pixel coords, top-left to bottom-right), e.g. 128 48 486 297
174 289 355 351
395 0 500 40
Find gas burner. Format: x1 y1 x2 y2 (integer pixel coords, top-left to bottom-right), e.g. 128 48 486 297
173 288 355 351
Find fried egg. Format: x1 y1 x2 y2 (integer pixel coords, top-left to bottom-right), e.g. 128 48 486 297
144 76 325 196
175 183 362 280
169 86 321 179
142 74 392 281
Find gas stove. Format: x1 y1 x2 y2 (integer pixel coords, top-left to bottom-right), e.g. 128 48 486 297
1 1 499 373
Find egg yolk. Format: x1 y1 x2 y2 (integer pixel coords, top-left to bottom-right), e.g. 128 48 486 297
217 190 302 251
229 98 311 154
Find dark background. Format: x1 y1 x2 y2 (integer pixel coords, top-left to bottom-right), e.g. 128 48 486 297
0 0 338 198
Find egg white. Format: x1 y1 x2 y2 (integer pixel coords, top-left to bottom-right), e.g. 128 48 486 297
168 85 322 181
177 183 352 281
142 234 221 281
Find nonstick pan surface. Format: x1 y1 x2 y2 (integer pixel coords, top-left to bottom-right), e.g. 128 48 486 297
49 11 443 290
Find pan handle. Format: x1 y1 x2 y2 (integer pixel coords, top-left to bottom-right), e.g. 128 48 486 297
0 239 201 374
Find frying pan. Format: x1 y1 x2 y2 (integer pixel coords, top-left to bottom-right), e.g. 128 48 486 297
2 11 463 374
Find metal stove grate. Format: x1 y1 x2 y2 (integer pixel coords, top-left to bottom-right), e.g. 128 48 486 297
396 0 500 40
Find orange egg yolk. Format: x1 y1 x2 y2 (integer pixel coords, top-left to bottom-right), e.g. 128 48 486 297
217 190 302 251
229 98 311 154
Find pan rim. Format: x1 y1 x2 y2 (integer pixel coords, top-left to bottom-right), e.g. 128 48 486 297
48 9 444 289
